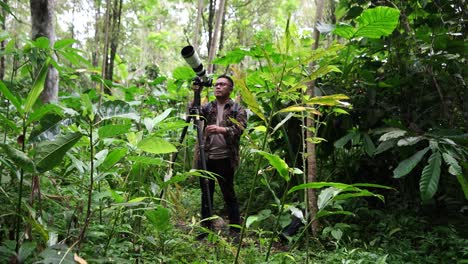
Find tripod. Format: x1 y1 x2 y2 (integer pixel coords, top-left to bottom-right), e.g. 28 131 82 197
161 77 213 218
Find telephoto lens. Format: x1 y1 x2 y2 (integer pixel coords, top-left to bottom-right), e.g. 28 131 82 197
181 46 208 83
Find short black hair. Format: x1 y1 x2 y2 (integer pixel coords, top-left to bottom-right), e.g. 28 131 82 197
217 74 234 88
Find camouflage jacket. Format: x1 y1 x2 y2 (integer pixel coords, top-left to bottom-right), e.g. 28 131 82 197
201 99 247 168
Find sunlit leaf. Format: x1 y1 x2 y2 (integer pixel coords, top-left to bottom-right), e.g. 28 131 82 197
98 123 131 138
355 6 400 39
24 59 50 114
137 137 177 154
253 150 290 181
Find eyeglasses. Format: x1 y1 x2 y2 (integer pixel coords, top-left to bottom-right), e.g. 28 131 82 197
214 82 231 87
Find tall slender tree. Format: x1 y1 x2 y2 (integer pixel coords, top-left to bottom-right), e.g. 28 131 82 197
30 0 59 103
306 0 324 237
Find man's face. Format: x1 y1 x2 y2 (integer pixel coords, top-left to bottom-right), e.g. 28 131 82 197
214 77 232 100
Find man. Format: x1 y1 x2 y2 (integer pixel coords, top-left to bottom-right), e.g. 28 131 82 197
192 75 247 238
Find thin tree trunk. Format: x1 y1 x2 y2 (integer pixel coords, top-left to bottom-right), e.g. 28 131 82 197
193 0 204 50
92 0 101 67
306 0 324 237
30 0 59 103
206 0 216 55
207 0 226 73
100 0 111 97
106 0 123 84
0 0 7 80
218 0 228 53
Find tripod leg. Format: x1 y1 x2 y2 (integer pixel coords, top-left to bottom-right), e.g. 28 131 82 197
195 118 213 218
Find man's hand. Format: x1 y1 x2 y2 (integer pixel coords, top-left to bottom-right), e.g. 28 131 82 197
206 125 227 135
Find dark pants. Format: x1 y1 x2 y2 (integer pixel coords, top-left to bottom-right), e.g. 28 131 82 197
199 158 240 231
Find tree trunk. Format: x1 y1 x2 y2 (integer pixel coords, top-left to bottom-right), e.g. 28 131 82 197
30 0 59 103
207 0 226 74
218 0 228 53
306 0 324 237
92 0 101 67
0 0 7 80
105 0 123 84
101 0 111 96
206 0 216 56
192 0 204 50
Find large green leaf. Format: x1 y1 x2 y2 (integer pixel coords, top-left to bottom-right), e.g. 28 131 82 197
98 100 139 121
420 151 441 201
235 77 267 123
29 114 63 143
254 150 290 182
35 132 83 172
137 137 177 154
98 123 131 138
288 182 351 195
100 148 127 171
0 80 22 113
0 143 35 172
333 7 400 39
393 147 430 178
172 66 195 81
26 103 63 126
442 152 462 176
24 59 50 114
213 48 248 65
355 6 400 39
0 113 20 133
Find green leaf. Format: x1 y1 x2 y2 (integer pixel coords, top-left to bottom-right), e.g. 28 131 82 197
212 48 248 65
455 174 468 200
100 148 127 171
374 138 397 155
172 66 195 80
127 156 164 165
137 137 177 154
0 80 22 113
235 77 267 123
363 133 376 156
24 59 50 114
254 150 290 181
145 206 171 231
38 245 75 264
393 147 430 178
334 132 354 148
333 24 356 39
379 128 406 142
54 39 76 50
98 100 139 121
355 6 400 39
29 114 63 143
98 123 131 138
35 132 83 172
27 103 63 126
32 37 50 49
306 94 349 106
144 108 172 133
442 152 462 176
420 151 441 201
0 143 35 172
288 182 351 195
308 65 342 81
0 113 20 133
